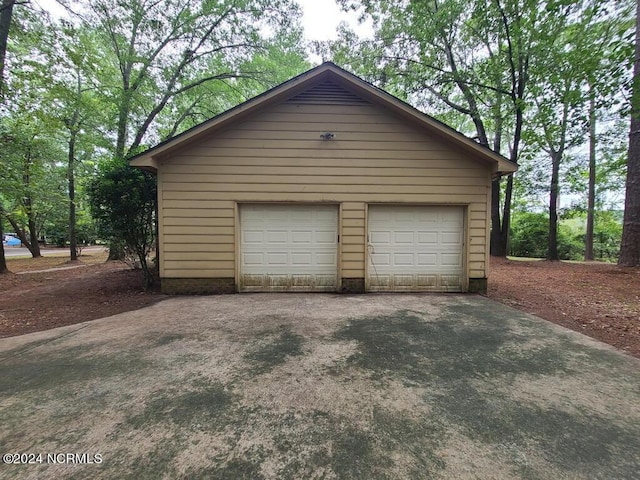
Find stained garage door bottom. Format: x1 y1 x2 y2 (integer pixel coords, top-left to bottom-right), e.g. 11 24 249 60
367 205 464 292
240 204 339 292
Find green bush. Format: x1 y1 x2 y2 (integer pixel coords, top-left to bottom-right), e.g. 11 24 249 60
509 212 548 258
509 210 622 261
88 160 157 288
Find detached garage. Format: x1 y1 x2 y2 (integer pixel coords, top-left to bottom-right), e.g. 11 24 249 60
130 62 517 294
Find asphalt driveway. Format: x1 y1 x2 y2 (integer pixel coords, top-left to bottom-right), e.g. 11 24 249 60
1 294 639 479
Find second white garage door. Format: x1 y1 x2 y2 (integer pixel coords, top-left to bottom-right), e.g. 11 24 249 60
240 204 338 291
367 205 465 292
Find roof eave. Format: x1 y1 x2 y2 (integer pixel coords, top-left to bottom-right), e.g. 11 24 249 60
128 64 340 167
321 67 518 174
129 62 517 175
130 156 158 173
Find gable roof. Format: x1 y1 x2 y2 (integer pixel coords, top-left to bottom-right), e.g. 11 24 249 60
129 62 517 175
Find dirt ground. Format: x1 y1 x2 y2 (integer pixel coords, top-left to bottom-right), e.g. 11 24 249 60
0 250 161 338
0 251 639 359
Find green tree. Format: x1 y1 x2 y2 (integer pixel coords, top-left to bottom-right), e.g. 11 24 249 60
0 120 67 257
76 0 303 158
0 0 20 273
620 0 640 266
526 30 584 261
70 0 305 261
88 162 157 288
0 7 68 258
332 0 585 256
47 23 114 261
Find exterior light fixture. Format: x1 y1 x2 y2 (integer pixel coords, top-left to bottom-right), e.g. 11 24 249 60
320 132 335 140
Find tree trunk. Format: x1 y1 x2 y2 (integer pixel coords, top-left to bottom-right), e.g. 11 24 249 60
0 204 8 274
490 175 513 258
585 93 597 261
499 173 514 256
548 151 561 261
68 134 78 261
6 215 34 255
0 0 15 96
619 0 640 267
108 241 125 261
490 177 503 255
115 89 131 160
27 212 41 258
0 0 14 271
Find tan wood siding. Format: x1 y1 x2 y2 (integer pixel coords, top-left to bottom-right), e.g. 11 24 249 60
341 202 366 278
163 192 486 204
159 102 491 281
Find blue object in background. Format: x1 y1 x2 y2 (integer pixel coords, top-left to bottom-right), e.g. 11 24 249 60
2 235 21 246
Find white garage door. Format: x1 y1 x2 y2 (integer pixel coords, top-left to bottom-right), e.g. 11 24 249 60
367 205 464 292
240 204 338 291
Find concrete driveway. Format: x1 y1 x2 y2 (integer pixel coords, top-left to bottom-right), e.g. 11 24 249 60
1 294 639 479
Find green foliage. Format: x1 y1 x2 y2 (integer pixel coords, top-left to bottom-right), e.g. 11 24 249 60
589 211 623 261
510 210 622 261
1 0 307 267
87 161 157 287
509 212 549 259
44 206 97 247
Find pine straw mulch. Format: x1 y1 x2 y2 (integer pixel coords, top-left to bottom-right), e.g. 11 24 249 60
488 257 640 358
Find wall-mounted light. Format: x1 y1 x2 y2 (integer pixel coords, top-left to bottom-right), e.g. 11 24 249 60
320 132 335 140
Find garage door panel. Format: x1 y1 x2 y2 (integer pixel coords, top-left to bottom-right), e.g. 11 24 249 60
394 232 414 244
244 231 264 243
316 274 337 286
417 275 437 287
316 253 337 265
394 275 414 287
441 275 462 288
370 252 391 266
442 231 462 244
417 211 438 223
394 253 414 266
417 253 437 266
369 274 391 286
370 231 391 244
291 253 312 265
417 232 438 244
266 252 288 266
316 231 337 244
368 205 464 292
243 253 264 265
291 231 312 244
267 231 288 243
240 204 338 291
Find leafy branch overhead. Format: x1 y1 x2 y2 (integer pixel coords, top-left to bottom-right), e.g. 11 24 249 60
327 0 633 261
0 0 308 274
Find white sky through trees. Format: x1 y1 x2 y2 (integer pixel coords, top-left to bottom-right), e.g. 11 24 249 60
36 0 373 61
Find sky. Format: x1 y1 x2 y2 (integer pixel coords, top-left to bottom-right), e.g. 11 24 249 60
36 0 372 45
296 0 372 42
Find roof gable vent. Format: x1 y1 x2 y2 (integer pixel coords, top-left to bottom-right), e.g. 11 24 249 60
285 80 371 106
